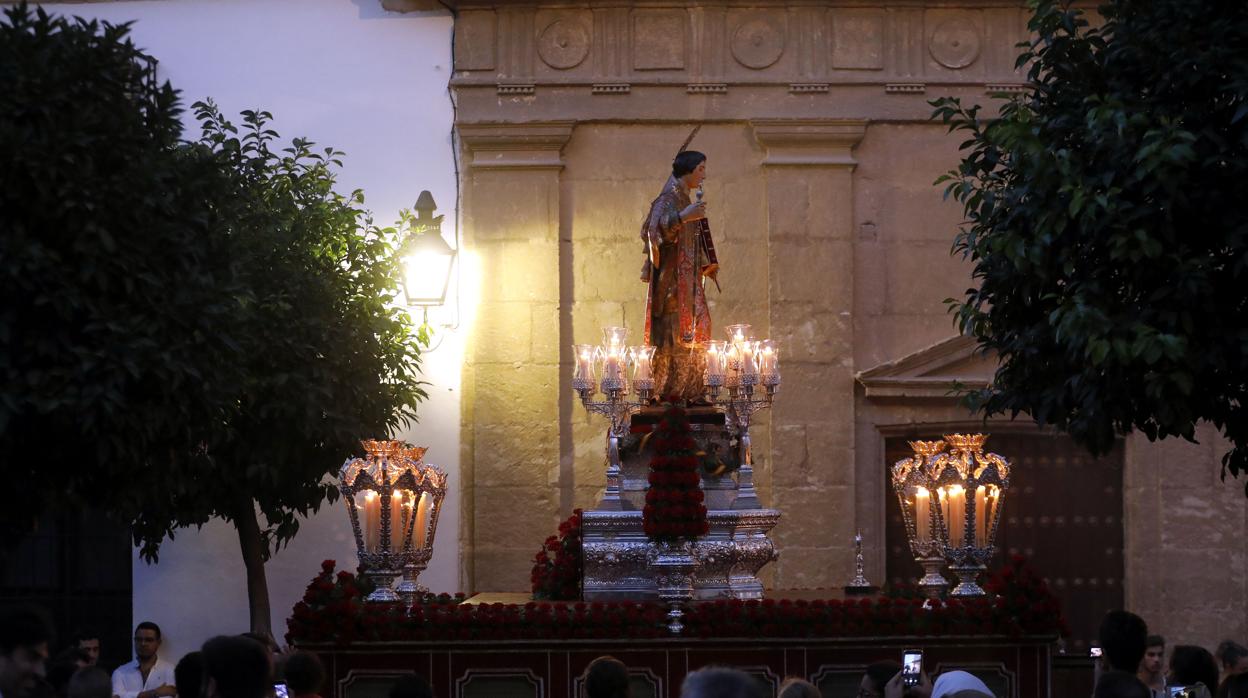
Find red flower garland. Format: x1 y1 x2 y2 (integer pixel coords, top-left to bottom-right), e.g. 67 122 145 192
643 402 708 542
530 509 583 600
287 557 1069 645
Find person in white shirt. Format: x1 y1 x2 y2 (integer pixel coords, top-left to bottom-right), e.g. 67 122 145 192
111 622 176 698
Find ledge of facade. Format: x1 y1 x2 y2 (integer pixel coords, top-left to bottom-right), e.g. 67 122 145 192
750 118 867 167
457 121 575 170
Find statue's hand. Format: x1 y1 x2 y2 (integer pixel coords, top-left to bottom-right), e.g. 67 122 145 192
679 201 707 223
701 263 719 280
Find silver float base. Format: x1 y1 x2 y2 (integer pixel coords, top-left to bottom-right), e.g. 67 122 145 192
582 509 779 601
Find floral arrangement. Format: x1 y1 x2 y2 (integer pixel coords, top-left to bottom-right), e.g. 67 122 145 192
984 553 1071 637
287 557 1068 645
530 509 583 600
643 401 708 542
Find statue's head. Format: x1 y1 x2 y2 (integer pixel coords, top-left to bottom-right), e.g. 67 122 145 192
672 150 707 178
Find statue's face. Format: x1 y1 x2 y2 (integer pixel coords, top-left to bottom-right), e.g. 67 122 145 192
683 161 707 189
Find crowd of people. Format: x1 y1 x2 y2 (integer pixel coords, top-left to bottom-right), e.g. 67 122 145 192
0 607 431 698
2 605 1245 698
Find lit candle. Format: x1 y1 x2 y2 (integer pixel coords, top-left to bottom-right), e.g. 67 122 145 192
414 492 431 550
945 485 966 546
757 339 778 378
390 490 406 551
630 346 655 382
740 340 757 378
573 344 595 384
363 491 380 552
974 485 989 546
705 341 723 378
914 487 931 543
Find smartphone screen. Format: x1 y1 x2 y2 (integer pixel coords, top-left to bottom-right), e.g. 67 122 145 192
1168 687 1191 698
274 683 289 698
902 649 923 687
1090 646 1103 658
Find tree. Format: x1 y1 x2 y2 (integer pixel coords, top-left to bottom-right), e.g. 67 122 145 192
0 5 427 635
932 0 1248 492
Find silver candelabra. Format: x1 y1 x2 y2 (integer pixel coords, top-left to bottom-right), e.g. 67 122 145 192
573 328 655 510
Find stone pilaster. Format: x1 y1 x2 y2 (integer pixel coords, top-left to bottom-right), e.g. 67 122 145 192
458 122 574 591
751 119 867 588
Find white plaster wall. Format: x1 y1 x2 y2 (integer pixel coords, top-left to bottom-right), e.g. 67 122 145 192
36 0 459 663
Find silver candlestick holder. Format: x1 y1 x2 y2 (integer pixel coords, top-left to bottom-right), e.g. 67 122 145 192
844 530 878 596
573 331 656 510
703 329 780 510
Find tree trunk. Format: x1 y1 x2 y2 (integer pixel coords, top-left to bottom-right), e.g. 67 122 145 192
233 496 273 638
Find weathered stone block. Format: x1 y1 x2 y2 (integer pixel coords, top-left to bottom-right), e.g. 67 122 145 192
473 301 532 364
476 240 560 302
769 239 853 305
473 364 559 425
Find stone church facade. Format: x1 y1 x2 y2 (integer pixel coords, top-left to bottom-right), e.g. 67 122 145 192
448 0 1247 652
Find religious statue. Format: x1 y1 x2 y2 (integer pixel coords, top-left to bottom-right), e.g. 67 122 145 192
639 144 720 402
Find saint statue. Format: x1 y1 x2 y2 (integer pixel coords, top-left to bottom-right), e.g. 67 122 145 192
640 149 719 402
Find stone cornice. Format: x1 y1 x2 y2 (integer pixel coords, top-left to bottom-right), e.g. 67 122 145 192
457 121 575 169
750 119 867 167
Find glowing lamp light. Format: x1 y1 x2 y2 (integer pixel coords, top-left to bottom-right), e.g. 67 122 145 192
400 191 456 307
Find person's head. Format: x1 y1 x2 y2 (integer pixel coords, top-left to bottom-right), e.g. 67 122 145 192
387 674 433 698
681 667 767 698
672 151 707 189
584 656 629 698
931 671 993 698
1219 672 1248 698
70 630 100 668
1169 645 1219 692
133 622 162 661
859 660 901 698
175 651 205 698
1098 610 1149 673
1217 641 1248 676
202 635 270 698
67 667 112 698
0 605 54 698
1093 671 1150 698
283 651 324 698
1141 636 1166 677
777 677 820 698
46 648 91 696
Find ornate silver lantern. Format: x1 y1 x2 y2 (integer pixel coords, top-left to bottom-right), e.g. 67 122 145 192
891 440 950 599
928 433 1010 597
338 440 448 603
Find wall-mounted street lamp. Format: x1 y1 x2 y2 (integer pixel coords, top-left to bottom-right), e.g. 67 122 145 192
400 191 456 307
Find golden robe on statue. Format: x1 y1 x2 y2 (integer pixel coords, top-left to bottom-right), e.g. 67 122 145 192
641 177 710 402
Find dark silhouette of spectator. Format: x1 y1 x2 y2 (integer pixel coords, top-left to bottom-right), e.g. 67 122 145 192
1099 611 1150 675
1139 635 1166 698
387 674 433 698
681 667 767 698
46 648 90 698
777 677 820 698
282 652 324 698
1218 673 1248 698
1170 646 1219 697
112 622 175 698
68 667 111 698
860 660 902 698
67 631 100 669
174 651 204 698
1217 642 1248 686
0 605 54 698
930 670 992 698
1095 670 1151 698
202 635 269 698
584 656 629 698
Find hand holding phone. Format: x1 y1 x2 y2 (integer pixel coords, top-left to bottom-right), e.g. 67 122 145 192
902 649 923 688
